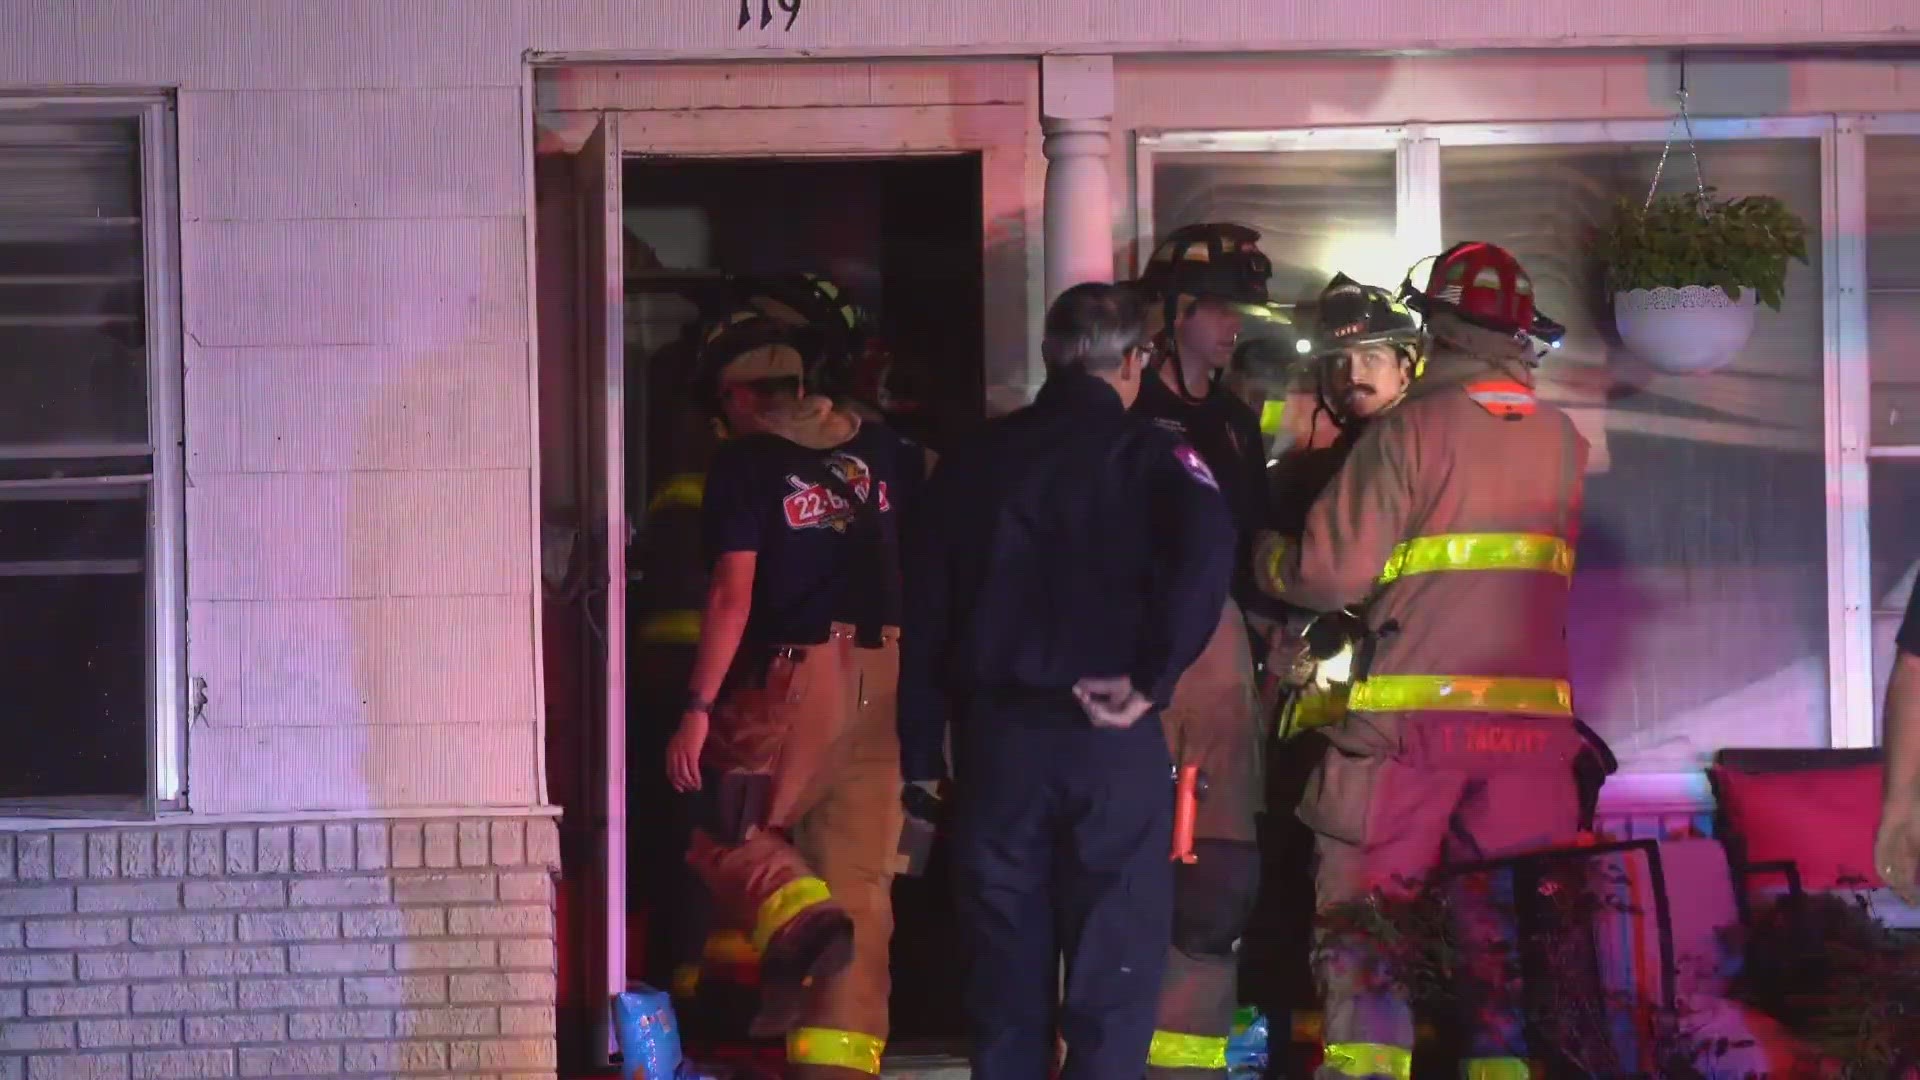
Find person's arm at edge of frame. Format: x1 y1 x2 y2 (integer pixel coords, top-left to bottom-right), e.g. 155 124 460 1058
1876 580 1920 902
665 452 759 794
897 452 956 784
1252 408 1418 613
1133 441 1237 707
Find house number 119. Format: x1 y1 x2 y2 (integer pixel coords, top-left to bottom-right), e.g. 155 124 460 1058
739 0 801 31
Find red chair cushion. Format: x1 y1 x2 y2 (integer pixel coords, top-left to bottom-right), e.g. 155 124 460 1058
1713 763 1886 891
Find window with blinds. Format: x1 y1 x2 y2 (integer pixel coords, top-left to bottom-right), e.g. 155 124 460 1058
0 106 164 812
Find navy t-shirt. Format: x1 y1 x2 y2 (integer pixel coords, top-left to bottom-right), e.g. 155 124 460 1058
702 419 926 645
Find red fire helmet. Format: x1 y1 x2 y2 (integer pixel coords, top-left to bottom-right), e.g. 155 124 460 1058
1424 241 1536 334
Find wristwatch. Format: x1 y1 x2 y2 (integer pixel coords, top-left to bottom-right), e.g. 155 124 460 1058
684 694 713 715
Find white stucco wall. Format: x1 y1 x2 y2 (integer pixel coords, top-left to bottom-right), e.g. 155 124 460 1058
2 1 1916 818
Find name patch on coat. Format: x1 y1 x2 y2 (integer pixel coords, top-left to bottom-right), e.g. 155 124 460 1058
1173 444 1218 491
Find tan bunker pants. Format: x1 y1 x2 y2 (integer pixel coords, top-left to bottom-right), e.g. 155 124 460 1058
686 623 904 1078
1148 599 1265 1078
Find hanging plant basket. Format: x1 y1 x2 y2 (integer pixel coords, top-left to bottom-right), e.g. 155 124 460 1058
1612 284 1759 375
1595 188 1809 376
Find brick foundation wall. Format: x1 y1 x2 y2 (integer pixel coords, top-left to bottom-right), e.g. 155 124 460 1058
0 816 561 1080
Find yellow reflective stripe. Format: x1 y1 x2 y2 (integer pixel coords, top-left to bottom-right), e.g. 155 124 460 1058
750 876 833 953
1378 532 1572 586
1464 1058 1534 1080
1146 1029 1228 1070
787 1027 884 1074
637 609 702 645
1260 398 1287 436
648 472 706 514
1347 675 1572 717
702 929 761 966
1284 687 1349 737
1259 534 1289 596
1324 1042 1412 1079
670 963 700 999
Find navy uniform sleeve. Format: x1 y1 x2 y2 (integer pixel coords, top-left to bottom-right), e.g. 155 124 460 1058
898 450 958 782
1134 436 1237 706
700 444 763 562
1901 573 1920 656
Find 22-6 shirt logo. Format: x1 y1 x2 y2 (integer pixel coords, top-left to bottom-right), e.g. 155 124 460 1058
782 451 891 531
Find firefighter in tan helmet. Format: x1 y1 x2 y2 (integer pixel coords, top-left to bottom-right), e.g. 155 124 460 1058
663 301 932 1078
1127 223 1273 1078
1251 242 1587 1080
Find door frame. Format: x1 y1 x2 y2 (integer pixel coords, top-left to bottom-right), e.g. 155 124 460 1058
562 97 1043 1064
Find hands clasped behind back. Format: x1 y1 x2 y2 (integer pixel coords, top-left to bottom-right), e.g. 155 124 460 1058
1073 675 1154 730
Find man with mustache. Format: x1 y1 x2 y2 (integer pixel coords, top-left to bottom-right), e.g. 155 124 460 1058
1253 273 1428 1047
1253 243 1589 1080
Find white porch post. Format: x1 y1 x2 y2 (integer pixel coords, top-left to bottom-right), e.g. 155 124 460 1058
1040 55 1115 305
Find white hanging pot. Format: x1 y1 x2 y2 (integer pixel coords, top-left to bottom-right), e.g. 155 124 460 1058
1612 285 1758 375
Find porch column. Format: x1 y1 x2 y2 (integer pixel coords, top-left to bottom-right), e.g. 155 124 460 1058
1040 55 1115 304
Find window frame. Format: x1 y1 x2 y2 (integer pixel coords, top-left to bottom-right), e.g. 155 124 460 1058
0 92 187 818
1136 114 1879 755
1851 116 1920 743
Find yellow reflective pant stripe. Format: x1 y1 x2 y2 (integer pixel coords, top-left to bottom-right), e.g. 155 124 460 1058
1347 674 1572 717
702 929 760 966
1146 1029 1229 1070
787 1027 885 1074
1463 1058 1534 1080
1323 1042 1412 1079
750 876 833 953
648 472 705 514
637 609 702 645
1378 532 1572 586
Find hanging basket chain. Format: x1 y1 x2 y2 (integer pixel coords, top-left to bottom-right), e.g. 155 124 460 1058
1644 61 1711 217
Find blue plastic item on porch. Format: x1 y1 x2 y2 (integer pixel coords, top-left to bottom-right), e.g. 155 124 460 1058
613 983 684 1080
1225 1007 1270 1079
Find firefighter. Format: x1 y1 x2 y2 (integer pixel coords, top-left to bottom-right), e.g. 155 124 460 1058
1246 274 1429 1047
736 272 869 408
1128 223 1273 1078
663 306 931 1078
1251 242 1589 1080
658 273 887 1011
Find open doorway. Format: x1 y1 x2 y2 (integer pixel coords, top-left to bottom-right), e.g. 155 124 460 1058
623 155 984 1056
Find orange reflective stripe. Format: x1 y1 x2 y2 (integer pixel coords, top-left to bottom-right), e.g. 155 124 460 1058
1464 379 1536 418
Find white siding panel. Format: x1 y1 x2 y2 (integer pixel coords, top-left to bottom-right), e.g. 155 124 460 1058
529 0 1837 55
180 89 526 221
9 0 531 90
189 722 539 813
185 343 530 474
0 0 1913 96
189 597 537 730
186 470 532 601
181 217 526 349
537 59 1031 112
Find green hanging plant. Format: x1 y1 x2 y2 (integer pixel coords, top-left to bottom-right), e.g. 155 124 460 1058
1594 188 1810 311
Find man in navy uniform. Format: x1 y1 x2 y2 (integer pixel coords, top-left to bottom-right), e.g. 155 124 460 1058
898 282 1237 1080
